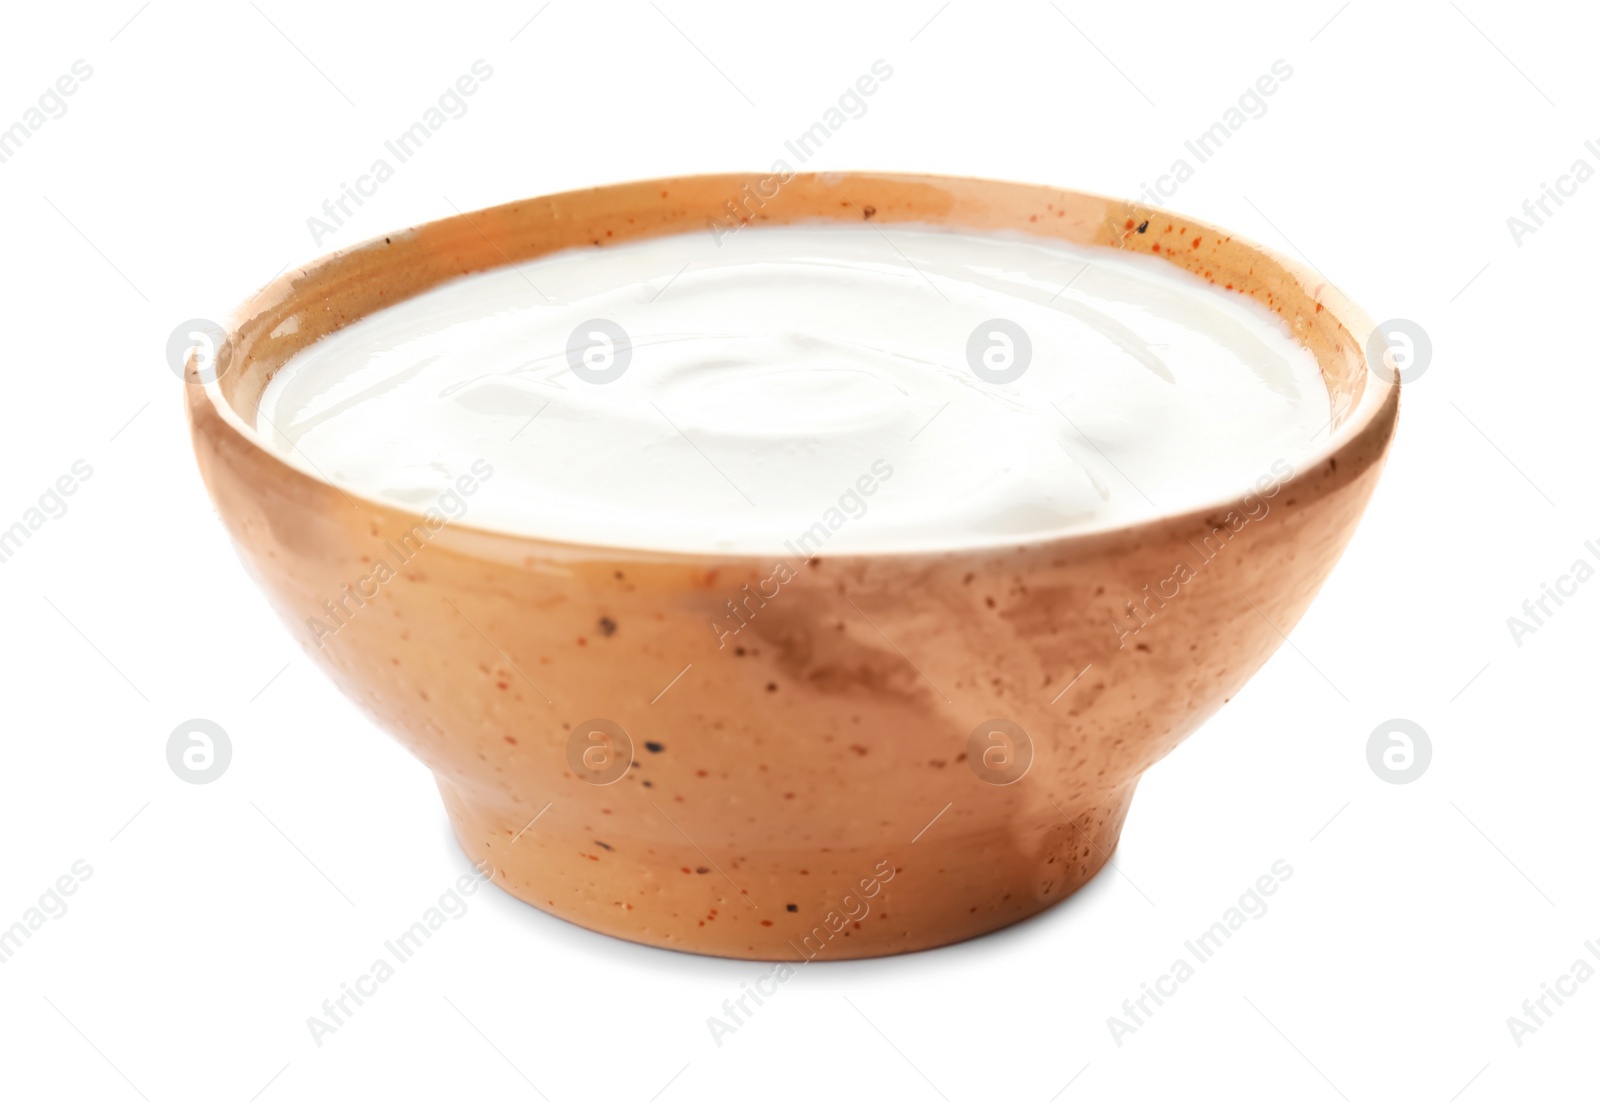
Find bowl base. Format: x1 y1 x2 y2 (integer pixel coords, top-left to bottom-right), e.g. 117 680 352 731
438 775 1136 960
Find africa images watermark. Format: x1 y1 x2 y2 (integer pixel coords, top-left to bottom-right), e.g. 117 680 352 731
306 860 493 1047
709 459 895 649
306 59 495 247
1107 858 1295 1046
0 458 93 567
1505 138 1600 247
1505 936 1600 1048
1110 458 1296 648
0 59 94 168
708 58 895 246
167 719 233 785
1504 536 1600 647
1133 58 1294 209
307 461 494 647
0 859 95 967
705 858 897 1047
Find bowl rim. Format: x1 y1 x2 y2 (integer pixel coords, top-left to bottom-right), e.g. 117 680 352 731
191 170 1400 563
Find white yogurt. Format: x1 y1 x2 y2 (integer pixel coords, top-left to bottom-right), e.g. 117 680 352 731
257 223 1329 553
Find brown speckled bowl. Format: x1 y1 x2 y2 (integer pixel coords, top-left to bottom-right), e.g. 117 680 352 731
187 173 1398 959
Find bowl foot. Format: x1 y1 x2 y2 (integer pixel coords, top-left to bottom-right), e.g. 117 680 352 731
438 775 1137 960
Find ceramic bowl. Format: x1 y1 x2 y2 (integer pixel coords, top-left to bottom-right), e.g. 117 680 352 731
187 172 1398 959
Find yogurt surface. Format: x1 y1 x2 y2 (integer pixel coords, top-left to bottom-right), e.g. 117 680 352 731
257 223 1329 553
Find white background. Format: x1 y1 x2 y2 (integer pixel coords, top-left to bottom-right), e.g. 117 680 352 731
1 1 1595 1101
